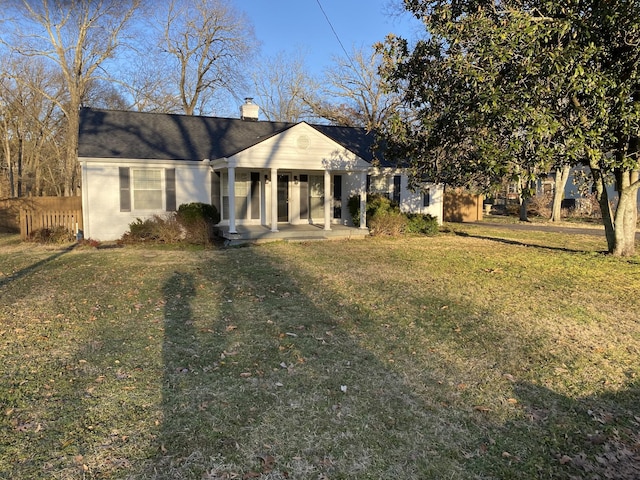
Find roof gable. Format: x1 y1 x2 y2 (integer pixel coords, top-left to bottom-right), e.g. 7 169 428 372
77 108 382 165
225 122 372 171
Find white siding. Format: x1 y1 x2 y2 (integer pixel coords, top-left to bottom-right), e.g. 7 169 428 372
369 167 444 224
228 123 371 172
81 159 210 241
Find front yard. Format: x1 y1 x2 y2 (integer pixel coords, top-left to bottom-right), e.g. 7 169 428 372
1 225 638 479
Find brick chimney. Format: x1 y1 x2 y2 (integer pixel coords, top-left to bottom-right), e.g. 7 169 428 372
240 97 259 121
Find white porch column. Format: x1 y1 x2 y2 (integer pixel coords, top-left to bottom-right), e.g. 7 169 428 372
323 170 331 231
359 171 367 229
270 168 278 232
227 166 237 234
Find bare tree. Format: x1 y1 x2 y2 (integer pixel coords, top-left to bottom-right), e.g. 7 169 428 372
251 50 319 123
309 46 402 130
158 0 258 116
2 0 142 196
0 56 67 197
121 59 184 114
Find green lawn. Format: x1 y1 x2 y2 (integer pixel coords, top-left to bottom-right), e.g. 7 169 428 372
1 225 639 479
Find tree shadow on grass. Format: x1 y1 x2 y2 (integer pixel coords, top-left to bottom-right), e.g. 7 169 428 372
144 250 492 479
0 243 77 288
454 230 606 254
140 245 639 479
493 381 640 480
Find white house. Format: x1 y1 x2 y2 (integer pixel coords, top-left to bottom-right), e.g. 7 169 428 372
78 102 443 242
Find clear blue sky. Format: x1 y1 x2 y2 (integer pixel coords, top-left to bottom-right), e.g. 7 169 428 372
235 0 422 75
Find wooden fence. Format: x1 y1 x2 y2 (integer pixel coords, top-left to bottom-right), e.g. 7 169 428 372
443 189 484 222
0 197 82 240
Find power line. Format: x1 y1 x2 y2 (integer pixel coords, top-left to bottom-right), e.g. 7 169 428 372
315 0 362 79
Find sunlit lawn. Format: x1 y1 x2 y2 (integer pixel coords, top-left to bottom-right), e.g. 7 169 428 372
1 225 639 479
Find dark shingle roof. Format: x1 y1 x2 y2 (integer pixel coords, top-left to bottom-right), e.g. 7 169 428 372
78 108 382 164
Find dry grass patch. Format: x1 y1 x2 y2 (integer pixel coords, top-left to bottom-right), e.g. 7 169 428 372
1 228 639 479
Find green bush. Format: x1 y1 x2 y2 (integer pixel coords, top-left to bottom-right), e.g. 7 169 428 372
349 194 438 237
124 217 158 242
348 195 361 226
177 202 220 225
405 213 439 236
348 194 398 228
176 203 220 245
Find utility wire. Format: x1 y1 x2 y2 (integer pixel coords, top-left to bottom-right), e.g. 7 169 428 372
315 0 367 85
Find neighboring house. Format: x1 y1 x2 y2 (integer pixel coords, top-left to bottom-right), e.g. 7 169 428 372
538 166 640 215
78 102 443 242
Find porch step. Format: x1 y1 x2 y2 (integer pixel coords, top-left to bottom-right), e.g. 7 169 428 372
216 224 369 245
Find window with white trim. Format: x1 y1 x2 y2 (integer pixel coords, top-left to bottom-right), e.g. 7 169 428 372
368 174 390 196
132 169 163 210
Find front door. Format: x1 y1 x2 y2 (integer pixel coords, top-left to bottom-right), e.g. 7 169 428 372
277 174 289 222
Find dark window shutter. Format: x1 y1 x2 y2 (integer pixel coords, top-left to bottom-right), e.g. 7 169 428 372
119 167 131 212
423 190 430 207
165 168 176 211
333 175 342 219
393 175 401 204
250 172 260 219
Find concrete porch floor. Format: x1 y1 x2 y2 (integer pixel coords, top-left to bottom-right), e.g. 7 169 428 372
215 223 369 245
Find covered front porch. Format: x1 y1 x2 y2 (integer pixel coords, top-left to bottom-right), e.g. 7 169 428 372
215 223 369 245
209 122 372 239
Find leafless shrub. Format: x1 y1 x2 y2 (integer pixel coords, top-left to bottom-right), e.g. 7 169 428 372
527 193 552 218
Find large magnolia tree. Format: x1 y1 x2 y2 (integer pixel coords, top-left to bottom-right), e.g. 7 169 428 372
380 0 640 256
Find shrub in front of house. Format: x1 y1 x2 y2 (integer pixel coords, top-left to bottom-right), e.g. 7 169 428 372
176 202 220 245
348 194 397 227
121 204 221 245
348 194 439 237
176 202 220 225
369 209 408 236
28 226 75 244
405 213 439 236
121 214 183 243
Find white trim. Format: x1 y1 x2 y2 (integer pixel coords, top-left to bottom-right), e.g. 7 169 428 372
79 156 213 167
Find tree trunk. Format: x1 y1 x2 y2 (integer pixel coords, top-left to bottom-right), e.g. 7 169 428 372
17 135 23 197
612 170 639 257
551 165 571 222
589 161 616 252
64 104 80 197
518 174 530 222
519 196 529 221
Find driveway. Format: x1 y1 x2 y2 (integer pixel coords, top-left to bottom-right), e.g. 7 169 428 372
472 220 640 240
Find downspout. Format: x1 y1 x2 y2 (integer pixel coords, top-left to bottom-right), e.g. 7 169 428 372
80 159 89 238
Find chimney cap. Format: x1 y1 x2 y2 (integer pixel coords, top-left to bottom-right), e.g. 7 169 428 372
240 97 259 121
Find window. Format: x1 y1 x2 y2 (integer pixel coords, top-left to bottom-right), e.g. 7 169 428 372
368 175 389 196
132 169 162 210
165 168 176 212
119 167 174 212
119 167 131 212
235 172 249 220
220 171 259 220
423 189 430 207
309 175 324 220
